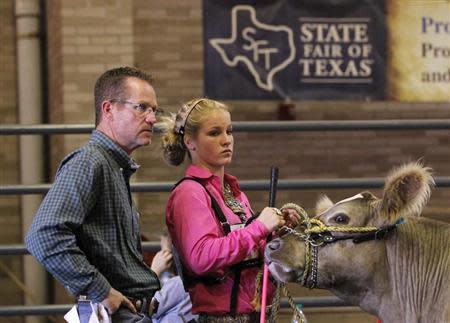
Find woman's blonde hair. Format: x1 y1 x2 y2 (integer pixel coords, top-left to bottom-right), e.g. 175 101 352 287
161 98 229 166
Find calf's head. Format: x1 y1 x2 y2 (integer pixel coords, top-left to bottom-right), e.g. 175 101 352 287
265 162 434 288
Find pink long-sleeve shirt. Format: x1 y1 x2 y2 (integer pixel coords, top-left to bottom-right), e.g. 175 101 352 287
166 165 275 314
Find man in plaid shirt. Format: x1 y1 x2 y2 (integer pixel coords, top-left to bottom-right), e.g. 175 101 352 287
26 67 162 322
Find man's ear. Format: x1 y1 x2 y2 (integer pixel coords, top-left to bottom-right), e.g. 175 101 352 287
101 100 114 120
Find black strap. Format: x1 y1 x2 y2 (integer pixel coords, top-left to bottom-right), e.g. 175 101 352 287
244 212 260 227
172 177 261 315
172 244 225 291
171 245 188 289
229 267 241 315
172 177 232 292
229 258 263 315
173 177 231 234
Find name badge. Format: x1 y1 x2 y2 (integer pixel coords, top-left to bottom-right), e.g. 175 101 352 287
230 223 245 231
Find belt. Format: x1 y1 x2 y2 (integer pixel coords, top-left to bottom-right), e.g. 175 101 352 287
198 312 261 323
127 296 159 317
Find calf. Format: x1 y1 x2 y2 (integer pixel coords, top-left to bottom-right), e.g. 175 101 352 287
265 162 450 323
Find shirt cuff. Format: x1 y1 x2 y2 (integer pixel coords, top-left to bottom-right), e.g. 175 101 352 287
249 218 270 239
85 273 112 303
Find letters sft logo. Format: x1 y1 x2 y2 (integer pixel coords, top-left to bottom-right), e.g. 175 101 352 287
209 5 296 92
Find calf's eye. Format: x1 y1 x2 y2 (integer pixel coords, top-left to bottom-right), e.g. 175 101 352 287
332 213 349 224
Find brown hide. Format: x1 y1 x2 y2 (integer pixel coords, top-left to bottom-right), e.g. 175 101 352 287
265 163 450 323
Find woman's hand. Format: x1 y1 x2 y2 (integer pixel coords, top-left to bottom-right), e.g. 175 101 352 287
257 207 285 232
281 207 301 228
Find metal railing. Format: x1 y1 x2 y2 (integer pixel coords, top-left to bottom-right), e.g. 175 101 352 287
0 242 352 315
0 242 161 256
0 296 350 316
1 119 450 135
1 119 449 316
3 177 450 195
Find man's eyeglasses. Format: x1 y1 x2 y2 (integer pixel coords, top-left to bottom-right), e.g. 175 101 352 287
110 99 164 116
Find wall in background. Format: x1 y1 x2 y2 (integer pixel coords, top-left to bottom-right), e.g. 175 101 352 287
0 1 448 322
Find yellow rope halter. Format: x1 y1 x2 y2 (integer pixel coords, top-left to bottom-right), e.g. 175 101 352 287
258 202 386 322
306 217 378 234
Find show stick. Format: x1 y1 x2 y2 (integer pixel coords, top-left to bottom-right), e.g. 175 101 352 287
260 166 278 323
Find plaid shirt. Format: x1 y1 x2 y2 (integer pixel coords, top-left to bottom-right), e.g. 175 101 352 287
25 130 160 302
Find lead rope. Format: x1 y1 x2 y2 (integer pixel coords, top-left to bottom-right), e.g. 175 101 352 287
267 281 281 323
265 281 307 323
282 283 307 323
253 203 310 323
280 203 312 287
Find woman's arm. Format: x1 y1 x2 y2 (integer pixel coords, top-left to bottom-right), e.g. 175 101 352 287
167 182 272 276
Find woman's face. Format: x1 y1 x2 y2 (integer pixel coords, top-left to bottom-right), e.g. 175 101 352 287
185 109 233 174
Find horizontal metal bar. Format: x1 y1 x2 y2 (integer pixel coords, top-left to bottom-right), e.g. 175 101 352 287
1 119 450 135
0 297 349 316
0 184 52 195
0 242 161 256
129 178 392 192
2 177 450 195
280 296 349 308
0 124 94 135
234 119 450 132
0 244 30 255
0 304 71 316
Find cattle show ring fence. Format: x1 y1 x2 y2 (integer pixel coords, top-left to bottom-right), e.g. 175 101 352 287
1 119 450 318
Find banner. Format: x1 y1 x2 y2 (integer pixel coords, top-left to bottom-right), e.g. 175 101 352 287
387 0 450 102
203 0 449 102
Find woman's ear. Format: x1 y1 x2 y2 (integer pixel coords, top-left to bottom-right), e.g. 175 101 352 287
183 135 196 151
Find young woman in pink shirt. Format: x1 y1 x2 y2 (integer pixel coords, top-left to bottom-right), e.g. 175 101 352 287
162 98 299 323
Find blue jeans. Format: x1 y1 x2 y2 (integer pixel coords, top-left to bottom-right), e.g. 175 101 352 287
111 307 152 323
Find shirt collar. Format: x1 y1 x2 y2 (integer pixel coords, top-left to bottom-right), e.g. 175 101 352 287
185 165 241 191
90 130 140 172
185 164 214 179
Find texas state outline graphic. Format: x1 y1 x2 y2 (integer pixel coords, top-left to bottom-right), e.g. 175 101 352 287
209 5 296 92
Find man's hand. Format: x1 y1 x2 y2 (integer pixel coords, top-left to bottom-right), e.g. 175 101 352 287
101 288 136 314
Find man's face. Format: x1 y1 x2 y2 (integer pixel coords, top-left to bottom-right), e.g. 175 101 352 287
108 77 157 154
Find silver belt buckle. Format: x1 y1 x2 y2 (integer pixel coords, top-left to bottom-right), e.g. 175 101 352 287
148 297 159 316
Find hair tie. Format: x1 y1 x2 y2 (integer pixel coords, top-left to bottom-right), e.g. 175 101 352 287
174 98 206 136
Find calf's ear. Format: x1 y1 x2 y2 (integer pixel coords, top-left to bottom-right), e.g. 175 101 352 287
316 195 334 215
380 162 434 221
